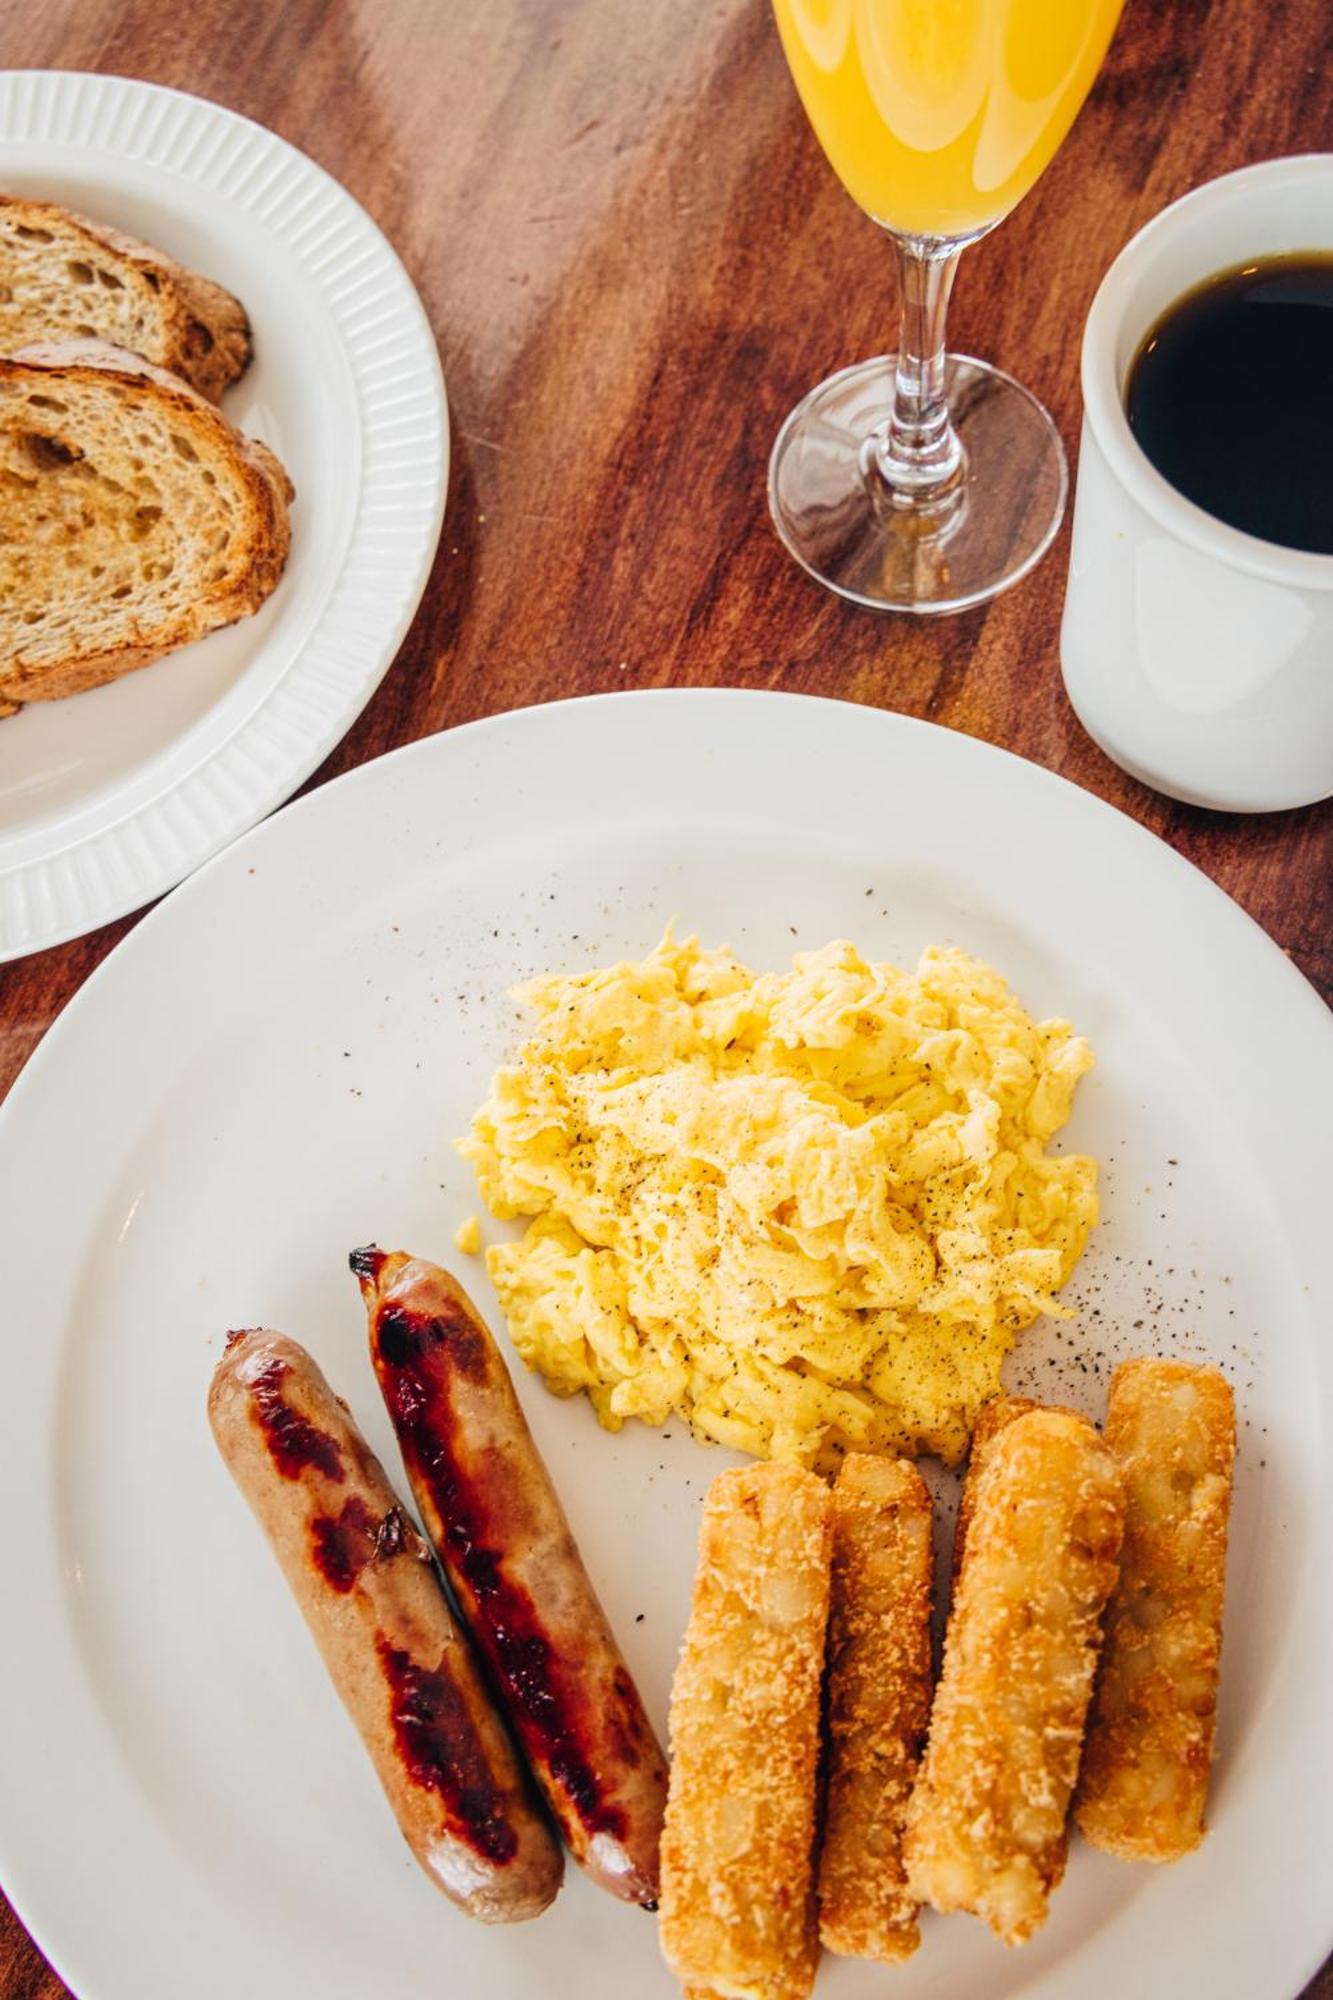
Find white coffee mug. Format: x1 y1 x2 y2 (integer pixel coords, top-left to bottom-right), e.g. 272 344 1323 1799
1061 155 1333 812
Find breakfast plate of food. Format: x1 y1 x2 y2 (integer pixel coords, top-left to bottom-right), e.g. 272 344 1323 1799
0 689 1328 2000
0 70 447 957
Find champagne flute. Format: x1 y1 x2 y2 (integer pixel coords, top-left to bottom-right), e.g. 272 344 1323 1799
769 0 1125 613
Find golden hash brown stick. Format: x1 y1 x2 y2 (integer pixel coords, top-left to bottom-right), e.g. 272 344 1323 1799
953 1395 1042 1585
1075 1359 1237 1863
817 1454 932 1964
903 1409 1125 1946
953 1394 1086 1584
659 1464 831 2000
947 1393 1085 1898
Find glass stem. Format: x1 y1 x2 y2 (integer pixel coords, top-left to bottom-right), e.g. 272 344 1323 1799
875 232 966 504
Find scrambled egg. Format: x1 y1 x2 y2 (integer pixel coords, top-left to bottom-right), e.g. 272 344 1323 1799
459 932 1097 1470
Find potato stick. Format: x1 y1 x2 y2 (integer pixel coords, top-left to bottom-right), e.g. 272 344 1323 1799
1075 1358 1236 1863
659 1463 831 2000
952 1393 1087 1587
817 1454 932 1963
947 1392 1087 1902
952 1395 1040 1585
903 1409 1125 1946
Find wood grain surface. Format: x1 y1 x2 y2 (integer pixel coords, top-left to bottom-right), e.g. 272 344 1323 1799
0 0 1329 1995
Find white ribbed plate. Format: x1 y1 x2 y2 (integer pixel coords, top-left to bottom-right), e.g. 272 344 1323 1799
0 71 447 957
0 693 1330 2000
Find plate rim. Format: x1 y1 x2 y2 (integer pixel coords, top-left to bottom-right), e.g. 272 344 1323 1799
0 68 449 960
0 687 1330 2000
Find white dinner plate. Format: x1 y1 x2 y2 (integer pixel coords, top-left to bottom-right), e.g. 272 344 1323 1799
0 70 447 957
0 690 1329 2000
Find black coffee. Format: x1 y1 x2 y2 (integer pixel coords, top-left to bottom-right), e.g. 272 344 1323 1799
1124 253 1333 556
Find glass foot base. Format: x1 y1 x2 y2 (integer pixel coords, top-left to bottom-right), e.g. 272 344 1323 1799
767 353 1068 614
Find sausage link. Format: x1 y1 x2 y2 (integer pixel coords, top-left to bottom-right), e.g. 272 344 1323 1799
351 1247 669 1907
208 1329 562 1922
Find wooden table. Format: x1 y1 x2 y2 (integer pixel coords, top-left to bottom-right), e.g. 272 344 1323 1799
1 0 1329 1993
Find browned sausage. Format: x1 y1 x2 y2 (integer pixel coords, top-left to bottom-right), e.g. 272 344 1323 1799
208 1329 562 1922
351 1247 669 1908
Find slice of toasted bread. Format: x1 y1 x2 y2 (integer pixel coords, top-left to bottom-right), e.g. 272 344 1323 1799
0 340 294 708
0 196 251 402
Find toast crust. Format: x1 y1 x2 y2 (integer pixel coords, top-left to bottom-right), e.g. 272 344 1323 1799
0 195 252 401
0 340 293 707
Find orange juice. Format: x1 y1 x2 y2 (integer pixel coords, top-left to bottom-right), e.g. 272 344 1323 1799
773 0 1124 238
